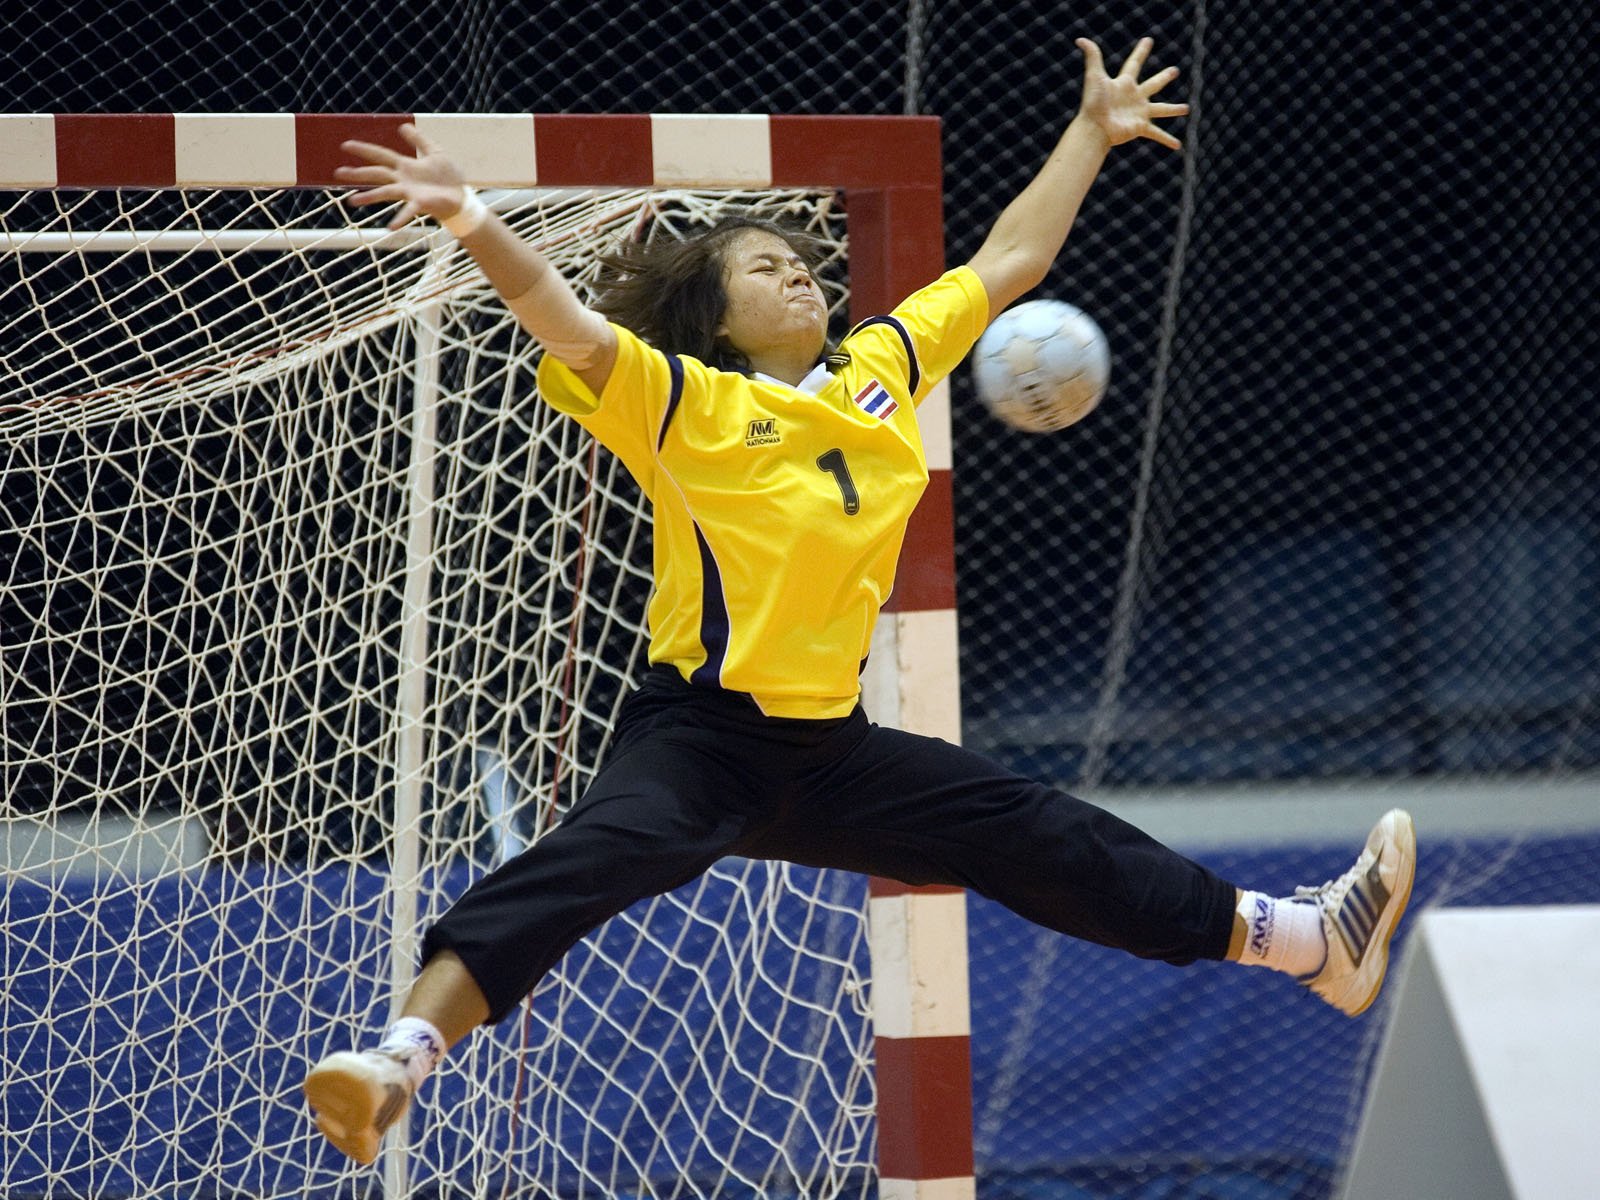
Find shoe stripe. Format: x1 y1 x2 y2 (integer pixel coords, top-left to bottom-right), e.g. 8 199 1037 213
1339 903 1363 948
1347 885 1377 927
372 1084 409 1136
1342 896 1376 955
1335 871 1396 966
1348 891 1374 936
1336 909 1367 962
1360 871 1392 934
1350 899 1376 945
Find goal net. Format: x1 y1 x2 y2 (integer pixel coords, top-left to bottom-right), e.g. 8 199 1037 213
0 168 881 1198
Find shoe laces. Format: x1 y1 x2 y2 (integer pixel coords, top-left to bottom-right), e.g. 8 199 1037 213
1293 848 1373 910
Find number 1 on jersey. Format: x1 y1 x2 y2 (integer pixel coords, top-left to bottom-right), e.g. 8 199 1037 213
815 449 861 516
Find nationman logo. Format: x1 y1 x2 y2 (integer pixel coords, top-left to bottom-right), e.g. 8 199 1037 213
745 418 780 446
850 379 898 421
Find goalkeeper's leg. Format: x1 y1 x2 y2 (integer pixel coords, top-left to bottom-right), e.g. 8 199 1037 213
304 701 759 1163
303 952 487 1163
770 722 1413 1014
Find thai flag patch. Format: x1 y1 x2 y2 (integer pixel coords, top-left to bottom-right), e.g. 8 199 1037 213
850 379 899 420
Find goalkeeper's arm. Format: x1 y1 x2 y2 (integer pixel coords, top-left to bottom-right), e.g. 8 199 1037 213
336 124 617 395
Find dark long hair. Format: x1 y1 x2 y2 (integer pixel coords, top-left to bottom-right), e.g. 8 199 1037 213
593 215 832 374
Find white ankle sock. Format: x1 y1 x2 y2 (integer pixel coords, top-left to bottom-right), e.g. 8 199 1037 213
377 1017 446 1092
1235 891 1327 977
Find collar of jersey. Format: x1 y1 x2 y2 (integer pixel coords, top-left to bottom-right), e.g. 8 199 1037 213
751 362 833 395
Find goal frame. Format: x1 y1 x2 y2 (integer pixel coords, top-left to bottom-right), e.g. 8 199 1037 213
0 110 973 1199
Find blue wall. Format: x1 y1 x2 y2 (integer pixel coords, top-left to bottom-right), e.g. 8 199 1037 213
6 832 1597 1198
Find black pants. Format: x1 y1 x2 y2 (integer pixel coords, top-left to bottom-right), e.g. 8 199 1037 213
424 668 1239 1024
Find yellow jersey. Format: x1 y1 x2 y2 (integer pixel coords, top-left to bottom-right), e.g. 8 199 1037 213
536 265 989 718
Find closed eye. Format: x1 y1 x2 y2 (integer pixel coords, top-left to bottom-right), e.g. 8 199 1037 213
751 254 810 278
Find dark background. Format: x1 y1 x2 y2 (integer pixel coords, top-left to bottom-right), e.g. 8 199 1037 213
10 0 1597 790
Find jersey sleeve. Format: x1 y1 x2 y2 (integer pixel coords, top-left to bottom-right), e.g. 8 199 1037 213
842 266 991 406
534 322 675 496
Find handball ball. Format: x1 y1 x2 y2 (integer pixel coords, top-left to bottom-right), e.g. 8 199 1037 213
971 299 1111 433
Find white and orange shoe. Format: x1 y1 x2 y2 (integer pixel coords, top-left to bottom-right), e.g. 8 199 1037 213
1298 808 1417 1016
303 1049 415 1164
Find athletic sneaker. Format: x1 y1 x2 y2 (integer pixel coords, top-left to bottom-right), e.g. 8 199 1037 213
1297 808 1417 1016
303 1049 415 1164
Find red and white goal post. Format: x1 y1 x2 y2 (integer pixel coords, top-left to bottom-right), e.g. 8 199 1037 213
0 113 972 1199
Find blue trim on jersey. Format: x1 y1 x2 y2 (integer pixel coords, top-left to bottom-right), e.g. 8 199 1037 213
850 315 920 395
689 523 731 688
657 354 685 451
653 354 730 688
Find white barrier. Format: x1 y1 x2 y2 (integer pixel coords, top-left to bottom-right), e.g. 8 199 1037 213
1341 905 1600 1200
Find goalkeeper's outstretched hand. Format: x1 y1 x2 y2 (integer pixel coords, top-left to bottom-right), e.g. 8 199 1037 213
335 123 470 230
1075 36 1188 151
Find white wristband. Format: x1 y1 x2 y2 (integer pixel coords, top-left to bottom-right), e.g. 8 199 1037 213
440 186 488 238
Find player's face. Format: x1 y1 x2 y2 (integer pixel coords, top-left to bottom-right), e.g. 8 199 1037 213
715 230 828 365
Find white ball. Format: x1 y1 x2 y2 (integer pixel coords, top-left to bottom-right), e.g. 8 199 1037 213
971 298 1111 433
